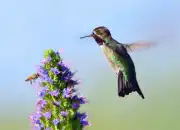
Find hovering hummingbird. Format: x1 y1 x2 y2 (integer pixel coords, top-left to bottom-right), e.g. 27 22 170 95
80 26 154 99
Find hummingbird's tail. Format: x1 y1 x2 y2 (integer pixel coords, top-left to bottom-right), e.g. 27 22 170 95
117 71 145 99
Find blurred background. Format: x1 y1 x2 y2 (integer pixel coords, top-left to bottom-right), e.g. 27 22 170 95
0 0 180 130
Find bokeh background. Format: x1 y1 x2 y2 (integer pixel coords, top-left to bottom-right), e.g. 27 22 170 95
0 0 180 130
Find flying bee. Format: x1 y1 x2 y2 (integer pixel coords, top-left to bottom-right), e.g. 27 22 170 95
25 73 40 84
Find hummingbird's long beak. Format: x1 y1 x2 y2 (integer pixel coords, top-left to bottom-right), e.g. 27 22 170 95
80 34 93 39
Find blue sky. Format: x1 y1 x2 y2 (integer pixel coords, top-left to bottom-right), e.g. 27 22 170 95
0 0 180 116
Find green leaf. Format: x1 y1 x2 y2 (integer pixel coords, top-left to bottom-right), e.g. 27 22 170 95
68 109 75 118
63 101 68 107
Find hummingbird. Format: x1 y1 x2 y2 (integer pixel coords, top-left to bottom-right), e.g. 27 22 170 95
80 26 154 99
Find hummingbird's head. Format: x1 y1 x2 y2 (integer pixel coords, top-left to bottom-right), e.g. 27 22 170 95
80 26 112 45
93 26 111 39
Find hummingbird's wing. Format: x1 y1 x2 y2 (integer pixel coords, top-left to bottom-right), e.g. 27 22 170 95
122 41 155 52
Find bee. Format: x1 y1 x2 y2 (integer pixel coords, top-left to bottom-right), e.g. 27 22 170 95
25 73 40 84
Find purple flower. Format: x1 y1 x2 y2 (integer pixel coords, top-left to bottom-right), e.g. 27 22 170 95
29 112 42 124
72 96 88 105
61 70 73 81
53 101 61 106
55 51 60 55
58 61 69 71
37 99 47 107
72 102 80 109
76 112 88 121
78 96 88 104
36 105 43 112
41 59 46 64
37 86 49 98
42 86 49 92
41 56 51 64
53 118 60 125
57 61 64 67
63 88 72 98
43 111 52 119
49 89 59 97
37 66 54 83
38 90 46 98
75 112 89 127
72 95 78 100
67 79 79 86
35 112 43 119
57 61 62 66
34 124 43 130
35 122 44 130
60 111 68 117
29 113 45 130
51 68 60 75
29 114 35 123
46 56 51 62
36 99 47 111
37 66 48 76
80 120 89 127
40 76 54 83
